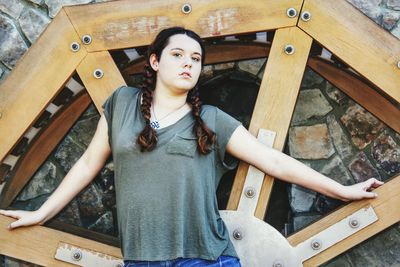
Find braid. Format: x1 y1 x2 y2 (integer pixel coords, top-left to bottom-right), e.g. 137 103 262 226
187 87 216 154
137 64 158 151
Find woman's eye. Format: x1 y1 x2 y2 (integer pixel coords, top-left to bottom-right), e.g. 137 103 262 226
192 57 200 62
173 53 182 57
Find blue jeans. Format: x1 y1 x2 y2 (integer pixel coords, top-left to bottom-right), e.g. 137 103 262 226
123 255 241 266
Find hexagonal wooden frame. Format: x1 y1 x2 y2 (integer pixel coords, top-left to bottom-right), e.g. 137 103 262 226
0 0 399 266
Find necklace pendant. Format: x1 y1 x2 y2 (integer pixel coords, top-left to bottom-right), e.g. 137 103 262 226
150 120 160 129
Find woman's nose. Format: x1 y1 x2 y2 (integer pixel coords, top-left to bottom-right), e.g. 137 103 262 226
183 56 192 68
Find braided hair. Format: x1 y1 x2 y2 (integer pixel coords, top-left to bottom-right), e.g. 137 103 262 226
136 27 216 154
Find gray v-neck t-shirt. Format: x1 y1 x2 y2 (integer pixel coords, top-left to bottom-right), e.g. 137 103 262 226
102 85 242 261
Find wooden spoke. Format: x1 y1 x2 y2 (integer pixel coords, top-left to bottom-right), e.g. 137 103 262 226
0 9 86 163
227 27 313 220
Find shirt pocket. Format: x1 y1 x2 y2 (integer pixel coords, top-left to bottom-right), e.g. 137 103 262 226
166 134 198 158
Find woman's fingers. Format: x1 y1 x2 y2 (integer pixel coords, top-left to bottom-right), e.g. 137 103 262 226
0 209 22 219
364 178 384 191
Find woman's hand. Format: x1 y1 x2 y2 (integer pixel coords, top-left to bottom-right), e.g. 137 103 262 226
0 209 46 230
339 178 384 202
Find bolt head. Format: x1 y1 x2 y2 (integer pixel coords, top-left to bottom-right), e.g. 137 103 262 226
284 44 295 55
233 229 243 240
301 11 311 22
181 3 192 14
286 8 297 18
311 239 322 250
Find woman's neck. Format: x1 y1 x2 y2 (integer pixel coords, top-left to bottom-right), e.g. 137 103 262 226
152 87 188 111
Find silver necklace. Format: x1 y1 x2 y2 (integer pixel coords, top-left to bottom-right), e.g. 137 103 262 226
150 102 187 129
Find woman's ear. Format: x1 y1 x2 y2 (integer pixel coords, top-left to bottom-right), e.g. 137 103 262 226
149 54 159 71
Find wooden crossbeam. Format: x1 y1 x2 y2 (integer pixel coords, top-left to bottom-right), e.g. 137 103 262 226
0 9 87 163
64 0 302 51
76 51 126 110
298 0 400 104
288 174 400 266
0 214 122 266
0 92 91 209
227 27 313 219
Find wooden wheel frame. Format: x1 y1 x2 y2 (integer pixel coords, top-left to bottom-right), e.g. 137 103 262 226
0 0 399 266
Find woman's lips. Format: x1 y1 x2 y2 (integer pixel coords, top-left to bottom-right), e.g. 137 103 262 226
179 72 192 78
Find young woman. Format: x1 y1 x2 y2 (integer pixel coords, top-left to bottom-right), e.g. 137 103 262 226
0 27 383 267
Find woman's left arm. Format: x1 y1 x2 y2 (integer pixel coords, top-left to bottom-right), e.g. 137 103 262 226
226 125 384 202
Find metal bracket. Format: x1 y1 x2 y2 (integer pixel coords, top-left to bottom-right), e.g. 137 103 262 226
54 242 123 267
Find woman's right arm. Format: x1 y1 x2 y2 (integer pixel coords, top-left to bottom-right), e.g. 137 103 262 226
0 114 111 230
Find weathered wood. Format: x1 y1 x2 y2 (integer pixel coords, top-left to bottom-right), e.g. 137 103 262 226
308 59 400 133
0 213 122 266
76 51 126 111
0 8 87 163
65 0 302 51
0 92 91 209
227 27 313 220
287 175 400 266
298 0 400 104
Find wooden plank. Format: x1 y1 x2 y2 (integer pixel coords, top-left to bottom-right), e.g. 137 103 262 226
226 27 312 220
0 92 91 209
0 8 86 163
308 58 400 133
0 214 122 266
298 0 400 104
122 42 270 76
65 0 302 51
76 51 126 111
287 175 400 266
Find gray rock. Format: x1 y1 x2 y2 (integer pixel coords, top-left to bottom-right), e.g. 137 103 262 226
54 135 85 173
340 104 385 149
320 155 354 185
325 82 348 105
28 0 44 5
69 114 99 147
301 67 324 88
327 114 354 161
292 214 322 232
382 8 400 30
0 15 28 69
371 132 400 176
18 7 51 43
290 184 317 213
321 254 353 267
77 183 106 219
0 0 25 18
288 124 335 159
88 211 114 235
346 0 383 24
238 58 266 75
346 226 400 267
200 65 213 78
391 23 400 39
348 152 381 183
292 89 333 124
55 199 83 226
214 62 235 70
44 0 92 18
387 0 400 11
16 161 63 201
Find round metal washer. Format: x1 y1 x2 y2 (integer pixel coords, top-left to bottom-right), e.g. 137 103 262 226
82 34 92 45
245 187 256 198
70 42 80 52
301 11 311 22
233 229 243 240
284 44 295 55
93 68 104 79
286 7 297 18
181 3 192 14
71 249 82 261
349 217 359 228
397 61 400 69
310 238 322 250
273 259 284 267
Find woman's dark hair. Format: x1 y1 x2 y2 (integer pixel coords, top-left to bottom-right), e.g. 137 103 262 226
137 26 216 154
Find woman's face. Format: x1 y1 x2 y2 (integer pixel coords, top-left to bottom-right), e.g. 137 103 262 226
150 34 203 93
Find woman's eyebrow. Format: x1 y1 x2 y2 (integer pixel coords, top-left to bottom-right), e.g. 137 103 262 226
170 48 202 56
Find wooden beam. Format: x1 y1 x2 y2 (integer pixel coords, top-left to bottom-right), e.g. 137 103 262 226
0 92 91 209
64 0 302 51
0 214 122 266
287 175 400 266
227 27 312 220
76 51 126 111
298 0 400 104
308 58 400 133
0 8 87 163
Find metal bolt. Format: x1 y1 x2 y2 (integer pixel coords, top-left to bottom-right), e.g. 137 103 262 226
301 11 311 22
93 68 104 79
397 61 400 69
233 229 243 240
181 3 192 14
349 217 359 228
273 260 284 267
82 34 92 45
245 187 256 198
70 42 80 52
71 249 82 261
311 239 322 250
286 8 297 18
284 44 295 55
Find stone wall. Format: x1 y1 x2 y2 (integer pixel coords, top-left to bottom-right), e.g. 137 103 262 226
0 1 399 266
